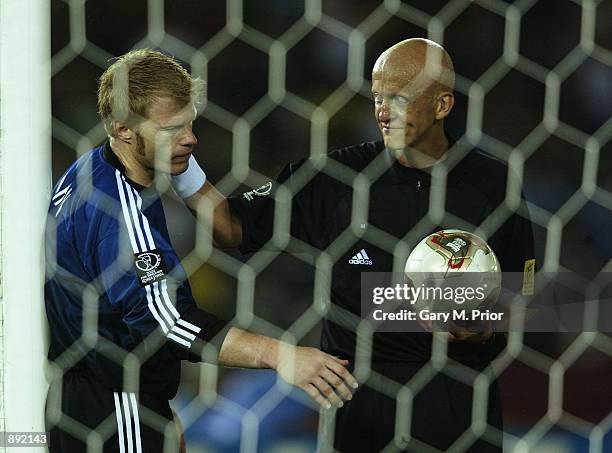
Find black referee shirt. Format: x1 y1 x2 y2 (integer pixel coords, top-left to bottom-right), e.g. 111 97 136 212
228 137 535 365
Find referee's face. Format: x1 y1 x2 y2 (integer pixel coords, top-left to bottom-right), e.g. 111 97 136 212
371 67 438 152
136 97 198 176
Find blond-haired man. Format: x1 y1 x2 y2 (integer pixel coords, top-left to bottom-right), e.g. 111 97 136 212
44 49 357 452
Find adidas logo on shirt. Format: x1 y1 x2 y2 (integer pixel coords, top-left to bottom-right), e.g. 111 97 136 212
349 249 373 265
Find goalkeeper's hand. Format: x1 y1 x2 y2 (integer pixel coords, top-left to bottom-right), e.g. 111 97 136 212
274 344 358 409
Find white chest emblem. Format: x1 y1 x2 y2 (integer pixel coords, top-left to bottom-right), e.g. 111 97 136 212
348 249 373 265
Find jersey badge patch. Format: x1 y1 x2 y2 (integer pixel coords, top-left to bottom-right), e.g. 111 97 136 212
134 249 167 287
243 182 272 201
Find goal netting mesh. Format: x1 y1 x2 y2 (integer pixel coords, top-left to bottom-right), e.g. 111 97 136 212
2 0 611 452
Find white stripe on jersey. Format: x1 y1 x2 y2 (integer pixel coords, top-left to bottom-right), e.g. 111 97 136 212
132 188 157 250
145 286 169 334
128 393 143 453
177 318 202 334
121 392 134 453
130 184 200 343
151 281 176 331
159 279 181 319
114 170 199 348
52 185 71 200
54 170 70 197
113 391 142 453
122 178 148 252
115 172 139 252
168 333 192 348
117 173 174 335
113 392 126 453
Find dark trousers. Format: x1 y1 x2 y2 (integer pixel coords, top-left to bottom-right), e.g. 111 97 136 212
334 362 503 452
46 371 180 453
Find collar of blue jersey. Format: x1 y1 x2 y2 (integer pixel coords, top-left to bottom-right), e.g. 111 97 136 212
102 141 148 192
381 130 458 186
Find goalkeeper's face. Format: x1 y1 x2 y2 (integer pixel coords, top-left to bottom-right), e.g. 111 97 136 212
135 97 198 176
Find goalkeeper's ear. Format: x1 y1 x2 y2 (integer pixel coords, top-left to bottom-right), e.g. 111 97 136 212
435 91 454 120
113 121 135 145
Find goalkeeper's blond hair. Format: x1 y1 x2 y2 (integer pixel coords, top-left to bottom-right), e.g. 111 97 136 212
97 49 204 136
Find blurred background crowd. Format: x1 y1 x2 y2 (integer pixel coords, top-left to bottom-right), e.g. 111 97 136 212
50 1 611 451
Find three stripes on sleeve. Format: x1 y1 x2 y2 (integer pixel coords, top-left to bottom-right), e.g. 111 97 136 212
115 171 202 349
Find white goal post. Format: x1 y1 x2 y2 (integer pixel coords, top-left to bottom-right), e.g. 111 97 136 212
0 0 51 451
1 0 611 451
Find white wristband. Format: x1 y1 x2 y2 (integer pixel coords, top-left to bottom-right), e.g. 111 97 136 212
171 155 206 198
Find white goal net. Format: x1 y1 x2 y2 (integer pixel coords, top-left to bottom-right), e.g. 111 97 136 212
1 0 611 452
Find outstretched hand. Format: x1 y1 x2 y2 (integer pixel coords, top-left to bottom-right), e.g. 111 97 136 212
275 344 358 409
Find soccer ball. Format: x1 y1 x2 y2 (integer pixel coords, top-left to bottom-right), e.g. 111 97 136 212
404 229 502 317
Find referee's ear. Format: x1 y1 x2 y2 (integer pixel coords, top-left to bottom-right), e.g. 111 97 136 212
435 92 454 120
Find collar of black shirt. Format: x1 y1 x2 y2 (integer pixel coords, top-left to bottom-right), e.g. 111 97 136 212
381 131 457 186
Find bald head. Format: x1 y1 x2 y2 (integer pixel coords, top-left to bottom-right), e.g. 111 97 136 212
371 38 455 156
373 38 455 95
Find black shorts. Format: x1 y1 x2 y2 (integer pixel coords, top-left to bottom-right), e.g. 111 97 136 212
45 371 181 453
334 362 503 453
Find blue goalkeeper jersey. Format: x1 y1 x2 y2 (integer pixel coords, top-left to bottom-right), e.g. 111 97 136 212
45 142 229 398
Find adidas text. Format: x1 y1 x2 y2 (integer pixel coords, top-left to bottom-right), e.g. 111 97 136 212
349 249 373 265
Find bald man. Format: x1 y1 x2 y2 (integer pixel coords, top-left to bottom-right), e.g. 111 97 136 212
372 38 454 165
174 38 535 452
